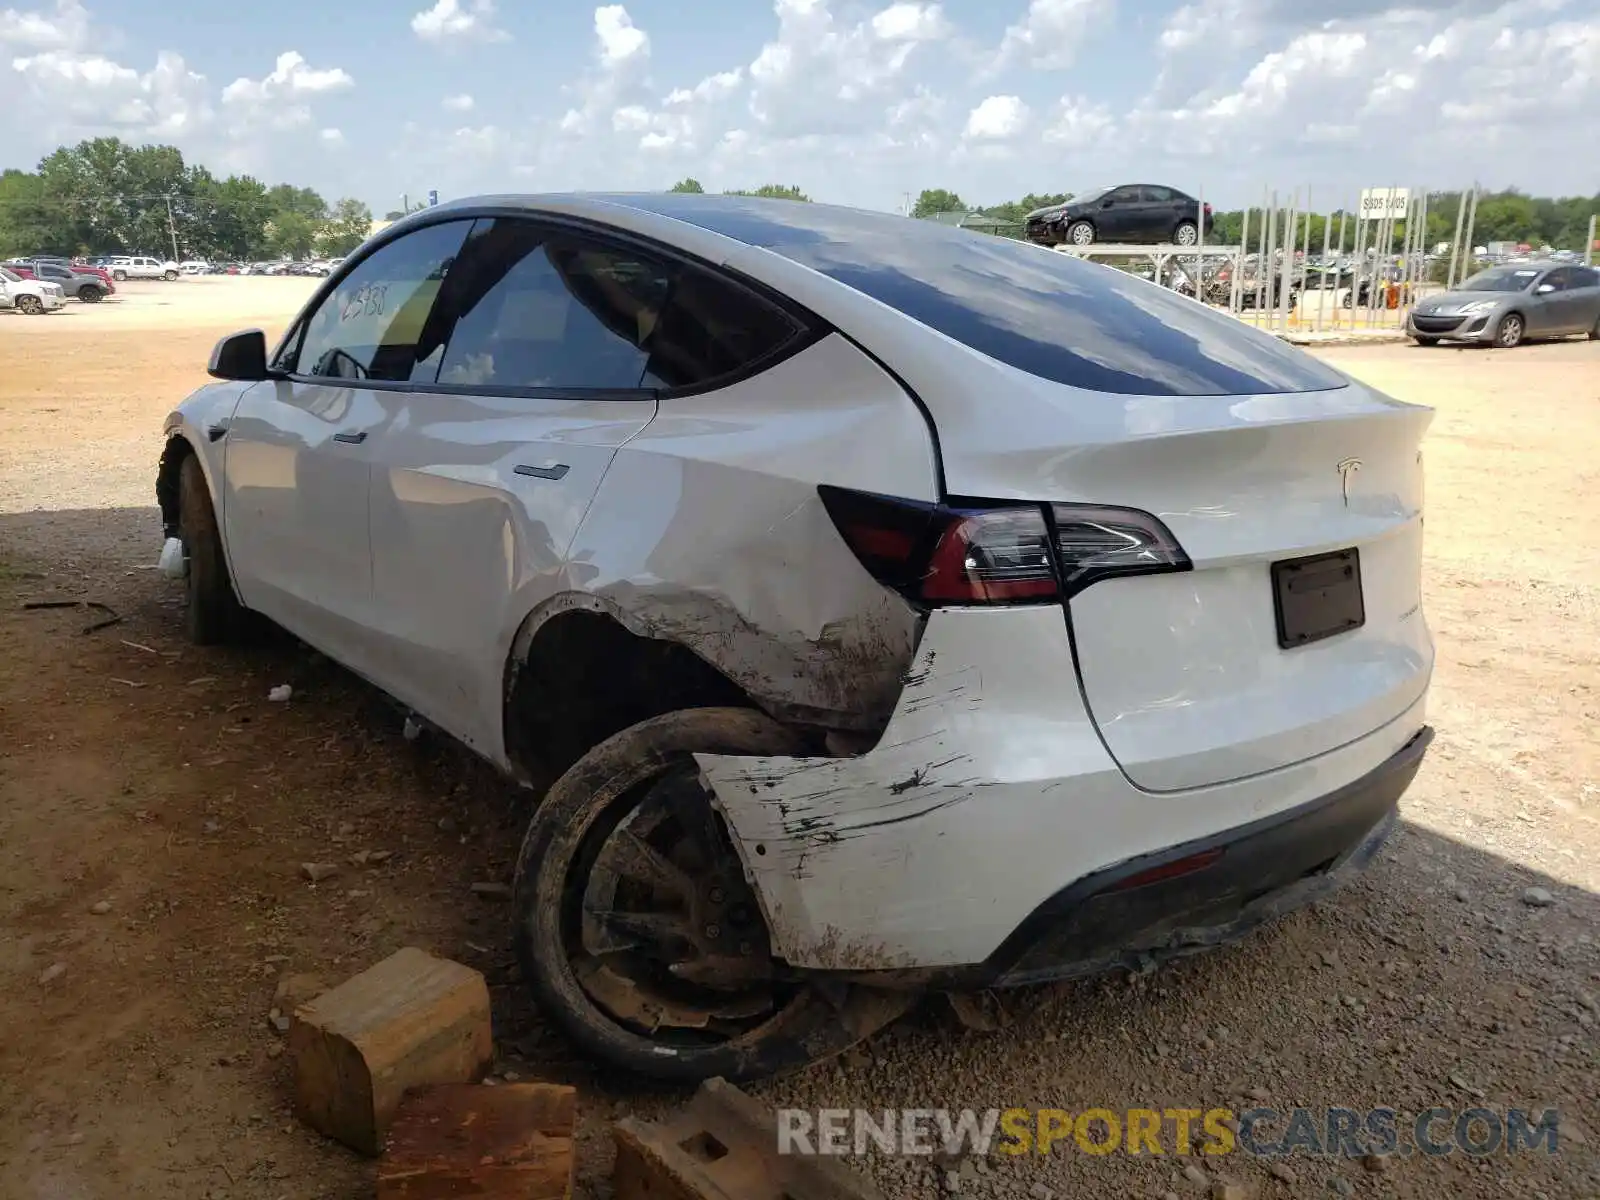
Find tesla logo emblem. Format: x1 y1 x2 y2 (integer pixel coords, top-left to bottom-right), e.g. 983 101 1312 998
1336 457 1363 508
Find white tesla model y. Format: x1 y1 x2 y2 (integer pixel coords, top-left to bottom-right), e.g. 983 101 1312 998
156 194 1434 1081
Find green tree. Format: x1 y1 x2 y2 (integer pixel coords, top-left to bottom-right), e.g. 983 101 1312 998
0 169 62 256
317 197 374 256
725 184 811 201
911 188 965 219
984 192 1072 224
669 178 705 193
266 210 319 259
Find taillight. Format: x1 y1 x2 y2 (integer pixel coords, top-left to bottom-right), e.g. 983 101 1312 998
819 486 1189 606
1050 504 1189 595
923 508 1058 602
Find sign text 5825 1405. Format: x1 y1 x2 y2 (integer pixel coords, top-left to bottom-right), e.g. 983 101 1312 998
1360 188 1411 220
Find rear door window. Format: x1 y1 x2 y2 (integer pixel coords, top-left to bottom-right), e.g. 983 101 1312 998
431 219 667 391
430 217 805 393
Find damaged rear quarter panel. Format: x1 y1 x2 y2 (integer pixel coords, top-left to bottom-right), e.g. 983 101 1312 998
562 332 938 726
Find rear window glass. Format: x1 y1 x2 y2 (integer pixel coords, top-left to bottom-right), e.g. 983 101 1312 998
610 196 1346 397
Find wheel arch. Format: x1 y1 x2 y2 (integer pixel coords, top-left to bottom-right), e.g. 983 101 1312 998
501 594 790 791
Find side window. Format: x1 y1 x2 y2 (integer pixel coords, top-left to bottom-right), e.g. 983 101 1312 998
1541 268 1572 292
293 221 471 383
434 219 669 391
1574 267 1600 289
1144 186 1173 203
640 263 802 390
1109 186 1140 204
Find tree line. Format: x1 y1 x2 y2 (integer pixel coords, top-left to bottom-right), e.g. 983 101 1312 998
0 137 375 261
910 187 1599 253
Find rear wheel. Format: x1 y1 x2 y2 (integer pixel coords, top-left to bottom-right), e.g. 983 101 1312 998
513 707 910 1083
1173 221 1198 246
1066 220 1096 247
1494 312 1524 348
15 294 42 315
78 285 103 303
163 269 179 281
1589 314 1599 341
177 454 249 644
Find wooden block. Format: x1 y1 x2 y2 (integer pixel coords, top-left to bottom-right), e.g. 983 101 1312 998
377 1083 577 1199
289 947 493 1156
613 1078 884 1200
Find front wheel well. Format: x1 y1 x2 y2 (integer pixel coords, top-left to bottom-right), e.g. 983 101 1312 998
156 435 195 538
503 609 783 792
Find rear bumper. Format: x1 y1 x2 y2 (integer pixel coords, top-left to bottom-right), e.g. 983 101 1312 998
980 725 1430 987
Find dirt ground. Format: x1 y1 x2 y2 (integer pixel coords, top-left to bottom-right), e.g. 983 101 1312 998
2 279 1597 1199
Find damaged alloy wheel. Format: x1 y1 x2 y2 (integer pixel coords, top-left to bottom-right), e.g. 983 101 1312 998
512 707 910 1083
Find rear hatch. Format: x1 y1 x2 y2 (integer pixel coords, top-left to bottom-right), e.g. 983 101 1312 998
771 228 1436 793
1053 393 1431 790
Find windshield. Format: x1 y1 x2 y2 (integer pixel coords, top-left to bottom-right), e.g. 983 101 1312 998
1073 186 1112 206
1459 267 1541 292
0 267 18 283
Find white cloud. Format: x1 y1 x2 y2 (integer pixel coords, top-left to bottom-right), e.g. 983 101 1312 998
995 0 1101 70
0 0 88 49
594 4 648 67
442 92 474 112
1042 95 1113 147
218 51 353 133
452 125 506 155
411 0 509 44
871 2 949 42
11 47 212 139
221 51 352 106
963 94 1028 139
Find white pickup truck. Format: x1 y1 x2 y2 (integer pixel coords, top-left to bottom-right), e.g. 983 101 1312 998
109 256 181 282
0 266 64 314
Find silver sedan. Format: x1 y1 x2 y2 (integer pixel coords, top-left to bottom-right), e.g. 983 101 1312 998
1408 263 1600 348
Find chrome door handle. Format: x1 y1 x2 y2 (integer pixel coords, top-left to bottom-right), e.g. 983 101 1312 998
332 430 368 444
514 463 569 481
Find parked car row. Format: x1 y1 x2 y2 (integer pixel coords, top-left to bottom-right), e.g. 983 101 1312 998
1 258 115 306
164 258 346 276
0 264 66 314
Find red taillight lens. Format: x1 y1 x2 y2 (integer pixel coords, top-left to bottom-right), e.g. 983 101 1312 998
819 487 1190 607
922 508 1058 602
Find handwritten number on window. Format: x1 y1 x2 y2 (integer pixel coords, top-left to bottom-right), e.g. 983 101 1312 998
339 283 388 322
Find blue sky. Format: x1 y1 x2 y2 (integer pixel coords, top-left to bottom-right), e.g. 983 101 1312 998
3 0 1597 213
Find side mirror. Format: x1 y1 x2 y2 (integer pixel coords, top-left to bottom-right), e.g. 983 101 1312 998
1100 199 1115 208
208 329 273 381
1535 283 1556 294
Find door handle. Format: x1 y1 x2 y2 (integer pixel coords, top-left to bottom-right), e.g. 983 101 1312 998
333 431 368 445
514 463 570 481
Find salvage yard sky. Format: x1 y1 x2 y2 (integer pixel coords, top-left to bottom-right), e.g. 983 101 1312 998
2 0 1596 211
